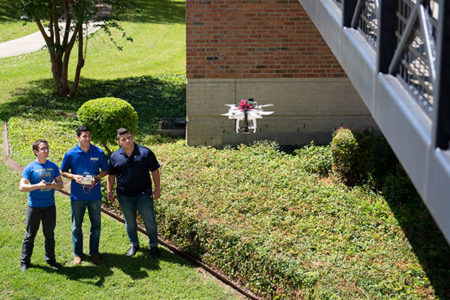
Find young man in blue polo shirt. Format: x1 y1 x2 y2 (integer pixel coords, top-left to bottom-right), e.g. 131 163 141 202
20 139 63 271
61 125 109 265
107 128 161 258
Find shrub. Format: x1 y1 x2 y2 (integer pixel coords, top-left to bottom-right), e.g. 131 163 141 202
330 128 382 185
330 128 360 184
294 142 331 176
383 164 420 203
372 135 397 180
77 97 138 154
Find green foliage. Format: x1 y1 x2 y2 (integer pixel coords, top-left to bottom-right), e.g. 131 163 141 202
0 0 21 19
330 128 379 186
77 97 138 152
330 128 359 184
295 141 331 176
383 164 420 203
116 0 185 24
372 135 397 179
8 116 78 166
7 121 450 298
152 140 450 299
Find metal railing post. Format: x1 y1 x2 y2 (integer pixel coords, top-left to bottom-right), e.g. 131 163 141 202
343 0 358 27
432 0 450 149
377 0 397 73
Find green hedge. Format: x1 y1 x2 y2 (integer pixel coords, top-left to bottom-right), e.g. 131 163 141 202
294 141 331 177
77 97 138 152
149 140 442 298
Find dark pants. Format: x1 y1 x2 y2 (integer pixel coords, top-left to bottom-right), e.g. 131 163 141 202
20 205 56 265
117 193 158 247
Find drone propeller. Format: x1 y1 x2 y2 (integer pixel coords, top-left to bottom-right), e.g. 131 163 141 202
257 111 274 115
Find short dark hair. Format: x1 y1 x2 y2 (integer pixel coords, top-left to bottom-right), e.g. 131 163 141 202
116 128 130 139
32 139 48 156
76 125 90 137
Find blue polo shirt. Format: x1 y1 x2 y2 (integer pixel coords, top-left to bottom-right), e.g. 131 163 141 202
22 160 60 207
61 144 109 201
109 143 160 196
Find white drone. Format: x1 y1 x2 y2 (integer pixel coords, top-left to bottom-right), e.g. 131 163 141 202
222 99 274 133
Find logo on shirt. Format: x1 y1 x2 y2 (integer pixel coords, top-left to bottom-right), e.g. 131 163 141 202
91 157 99 161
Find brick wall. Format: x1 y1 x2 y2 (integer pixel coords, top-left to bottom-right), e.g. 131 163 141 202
186 0 346 79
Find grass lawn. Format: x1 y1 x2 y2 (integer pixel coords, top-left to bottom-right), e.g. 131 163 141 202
1 0 449 298
0 1 37 43
0 20 36 43
0 0 185 102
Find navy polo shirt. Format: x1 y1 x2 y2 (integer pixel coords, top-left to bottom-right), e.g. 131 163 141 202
109 143 160 196
61 144 109 201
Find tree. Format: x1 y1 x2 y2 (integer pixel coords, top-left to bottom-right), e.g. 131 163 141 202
19 0 132 97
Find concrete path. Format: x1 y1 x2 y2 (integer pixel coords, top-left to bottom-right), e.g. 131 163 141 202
0 23 103 58
0 3 111 58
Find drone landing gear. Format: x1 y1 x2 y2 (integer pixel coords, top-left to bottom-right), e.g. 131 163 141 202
235 117 257 134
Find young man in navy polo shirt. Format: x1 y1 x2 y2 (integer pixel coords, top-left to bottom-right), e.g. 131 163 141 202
20 139 63 271
107 128 161 258
61 125 109 265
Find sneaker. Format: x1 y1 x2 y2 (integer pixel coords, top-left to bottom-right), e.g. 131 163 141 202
20 262 29 272
90 254 100 264
73 256 82 265
150 246 161 258
126 245 140 257
48 261 61 270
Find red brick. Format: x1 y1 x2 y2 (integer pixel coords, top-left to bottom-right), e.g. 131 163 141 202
187 0 345 78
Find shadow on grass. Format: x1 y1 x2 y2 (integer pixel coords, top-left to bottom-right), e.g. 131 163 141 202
384 191 450 298
0 0 185 24
0 1 20 21
114 0 185 24
33 248 193 287
0 74 186 136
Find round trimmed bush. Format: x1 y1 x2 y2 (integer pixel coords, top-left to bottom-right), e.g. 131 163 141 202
77 97 138 153
330 127 359 184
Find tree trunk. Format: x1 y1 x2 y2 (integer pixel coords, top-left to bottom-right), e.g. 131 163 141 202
50 52 65 96
69 25 85 97
101 142 112 157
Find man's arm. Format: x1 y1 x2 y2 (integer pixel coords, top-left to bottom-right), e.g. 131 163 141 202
19 178 47 192
60 171 84 184
107 174 116 202
151 169 160 200
51 175 64 190
97 170 109 180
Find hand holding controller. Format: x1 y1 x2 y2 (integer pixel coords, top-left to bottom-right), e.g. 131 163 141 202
80 175 94 185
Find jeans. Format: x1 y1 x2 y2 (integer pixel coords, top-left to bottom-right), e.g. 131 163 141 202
117 192 158 247
21 205 56 265
70 199 101 257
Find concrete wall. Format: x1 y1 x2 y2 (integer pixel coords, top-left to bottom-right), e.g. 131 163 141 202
187 77 376 146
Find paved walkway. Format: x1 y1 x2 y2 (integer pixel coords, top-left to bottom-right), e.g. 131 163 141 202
0 3 111 58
